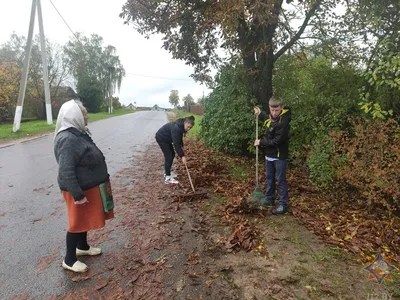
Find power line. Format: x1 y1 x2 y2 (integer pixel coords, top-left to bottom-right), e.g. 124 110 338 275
48 0 81 43
125 72 193 81
47 1 194 82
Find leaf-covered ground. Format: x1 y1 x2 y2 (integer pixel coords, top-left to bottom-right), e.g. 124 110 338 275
27 136 399 299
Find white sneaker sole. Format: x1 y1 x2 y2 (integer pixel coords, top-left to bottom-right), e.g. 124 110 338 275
62 260 88 273
76 247 102 256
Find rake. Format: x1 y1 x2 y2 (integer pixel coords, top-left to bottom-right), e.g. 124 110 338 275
178 160 208 200
246 113 265 207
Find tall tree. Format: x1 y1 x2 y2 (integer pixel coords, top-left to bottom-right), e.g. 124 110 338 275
182 94 195 111
120 0 332 110
76 73 103 113
169 89 179 107
0 34 70 119
0 61 20 121
64 34 125 111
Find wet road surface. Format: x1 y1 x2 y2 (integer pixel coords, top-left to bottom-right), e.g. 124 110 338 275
0 111 167 299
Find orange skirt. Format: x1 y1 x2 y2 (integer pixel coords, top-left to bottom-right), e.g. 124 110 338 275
63 185 114 233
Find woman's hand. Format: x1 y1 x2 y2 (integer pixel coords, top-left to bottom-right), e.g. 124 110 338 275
181 156 187 164
254 139 260 146
75 197 89 205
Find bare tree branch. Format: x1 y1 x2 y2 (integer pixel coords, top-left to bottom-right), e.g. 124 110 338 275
274 0 322 61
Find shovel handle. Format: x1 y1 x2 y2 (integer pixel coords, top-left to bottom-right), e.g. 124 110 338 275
184 160 196 193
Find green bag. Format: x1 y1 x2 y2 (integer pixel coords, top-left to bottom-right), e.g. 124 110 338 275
99 180 114 213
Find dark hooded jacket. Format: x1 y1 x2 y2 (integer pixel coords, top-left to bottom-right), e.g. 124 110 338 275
259 107 291 160
155 118 186 157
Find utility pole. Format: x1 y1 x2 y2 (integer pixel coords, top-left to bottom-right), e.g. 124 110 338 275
108 66 113 114
37 0 52 125
13 0 52 132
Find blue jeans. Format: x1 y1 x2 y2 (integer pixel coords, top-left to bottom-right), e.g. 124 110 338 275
266 159 289 207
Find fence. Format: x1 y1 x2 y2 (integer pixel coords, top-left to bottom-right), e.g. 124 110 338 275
189 105 204 116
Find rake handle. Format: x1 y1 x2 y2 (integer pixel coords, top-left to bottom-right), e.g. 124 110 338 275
184 160 196 193
256 113 259 184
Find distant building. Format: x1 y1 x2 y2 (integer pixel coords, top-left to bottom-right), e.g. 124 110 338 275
151 104 165 111
127 103 136 110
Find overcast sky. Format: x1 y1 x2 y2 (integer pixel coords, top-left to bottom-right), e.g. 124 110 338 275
0 0 211 107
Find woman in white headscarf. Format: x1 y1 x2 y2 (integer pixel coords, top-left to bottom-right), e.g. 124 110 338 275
54 100 114 273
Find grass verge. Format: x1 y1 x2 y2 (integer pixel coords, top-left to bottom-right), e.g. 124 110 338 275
0 109 134 141
175 110 203 137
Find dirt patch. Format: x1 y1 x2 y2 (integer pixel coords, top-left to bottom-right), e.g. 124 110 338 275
42 138 398 299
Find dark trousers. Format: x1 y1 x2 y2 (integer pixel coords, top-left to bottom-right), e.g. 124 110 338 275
266 159 289 207
157 140 175 176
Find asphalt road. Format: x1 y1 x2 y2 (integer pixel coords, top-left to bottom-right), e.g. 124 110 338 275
0 111 167 299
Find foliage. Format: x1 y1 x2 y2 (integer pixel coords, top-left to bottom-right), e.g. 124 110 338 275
306 134 335 189
112 97 122 110
273 54 363 160
0 34 70 119
64 33 125 109
168 89 179 107
331 118 400 214
182 94 194 111
120 0 334 110
0 61 20 121
77 73 103 113
359 38 400 119
199 61 255 155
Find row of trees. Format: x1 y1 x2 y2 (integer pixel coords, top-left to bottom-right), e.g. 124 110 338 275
168 89 196 110
122 0 400 215
0 33 125 122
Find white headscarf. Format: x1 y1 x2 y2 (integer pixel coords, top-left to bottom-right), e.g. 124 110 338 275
54 100 87 138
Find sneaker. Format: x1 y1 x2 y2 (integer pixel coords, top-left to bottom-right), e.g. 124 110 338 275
272 205 288 215
164 172 178 178
260 199 275 207
62 260 88 273
76 246 102 256
165 175 179 184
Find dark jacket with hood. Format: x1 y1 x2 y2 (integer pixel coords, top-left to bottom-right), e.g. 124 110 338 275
259 107 291 160
155 118 186 157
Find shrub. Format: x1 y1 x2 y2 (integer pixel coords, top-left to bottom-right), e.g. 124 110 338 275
307 134 335 189
199 61 255 155
331 118 400 214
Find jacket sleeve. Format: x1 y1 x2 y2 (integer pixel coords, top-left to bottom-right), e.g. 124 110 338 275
56 136 86 201
258 111 268 122
260 115 290 147
171 124 185 157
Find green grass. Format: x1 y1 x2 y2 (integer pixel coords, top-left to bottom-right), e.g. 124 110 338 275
86 109 134 122
0 109 134 141
228 163 249 180
175 110 203 136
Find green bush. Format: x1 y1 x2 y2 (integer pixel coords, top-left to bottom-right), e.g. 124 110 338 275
273 54 362 160
199 61 255 155
306 134 335 189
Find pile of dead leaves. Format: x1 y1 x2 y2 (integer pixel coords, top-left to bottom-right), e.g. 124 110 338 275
180 136 400 264
173 138 262 254
289 169 400 263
